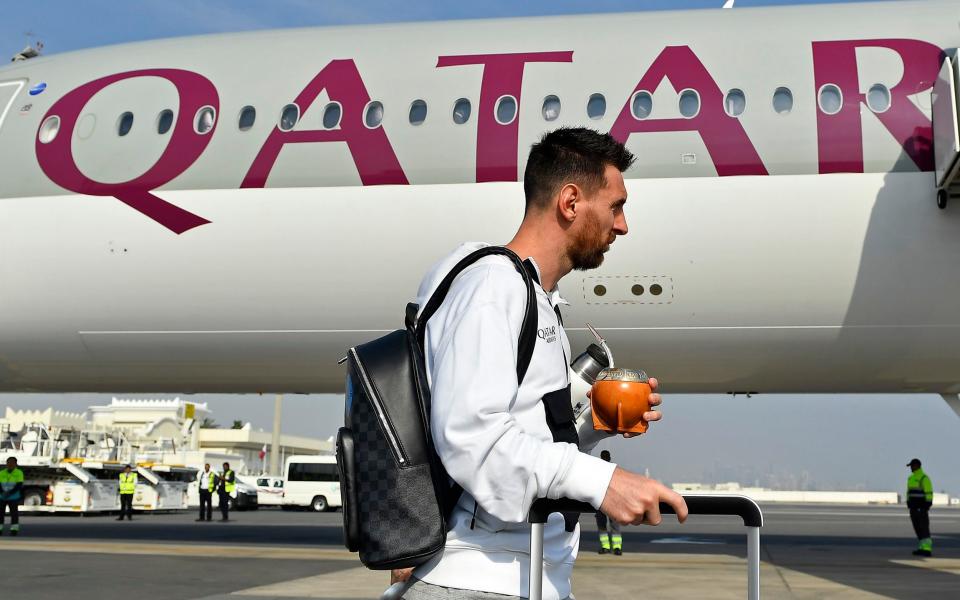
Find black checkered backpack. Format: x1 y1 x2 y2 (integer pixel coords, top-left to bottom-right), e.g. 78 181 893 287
337 246 538 570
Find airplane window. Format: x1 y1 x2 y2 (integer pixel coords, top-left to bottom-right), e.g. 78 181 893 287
280 104 300 131
38 115 60 144
157 109 174 135
631 91 653 120
117 112 134 137
587 94 606 120
650 283 663 296
495 95 517 125
238 106 256 131
679 89 700 118
194 106 216 135
631 284 644 296
364 101 384 128
867 84 891 113
453 98 471 124
772 87 793 115
818 84 842 115
322 102 342 129
542 95 561 121
409 100 427 126
725 89 746 117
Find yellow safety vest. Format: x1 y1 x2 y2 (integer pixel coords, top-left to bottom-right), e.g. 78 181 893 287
907 469 933 504
200 470 215 492
119 472 137 495
0 467 24 501
222 470 235 494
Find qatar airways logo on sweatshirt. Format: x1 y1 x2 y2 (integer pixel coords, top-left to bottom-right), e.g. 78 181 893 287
538 325 557 344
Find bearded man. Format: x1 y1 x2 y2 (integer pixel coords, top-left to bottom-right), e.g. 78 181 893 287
398 127 687 600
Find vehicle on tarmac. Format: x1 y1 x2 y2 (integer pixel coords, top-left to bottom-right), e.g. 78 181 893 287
281 455 341 512
241 475 284 506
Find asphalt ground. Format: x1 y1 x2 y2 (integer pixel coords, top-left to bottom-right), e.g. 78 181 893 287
1 504 957 599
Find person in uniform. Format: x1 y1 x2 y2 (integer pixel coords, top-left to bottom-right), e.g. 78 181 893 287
196 463 217 522
0 456 25 536
906 458 934 557
117 464 137 521
595 451 623 555
217 462 236 521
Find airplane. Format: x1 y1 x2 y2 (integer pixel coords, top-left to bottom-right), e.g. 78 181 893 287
1 1 960 416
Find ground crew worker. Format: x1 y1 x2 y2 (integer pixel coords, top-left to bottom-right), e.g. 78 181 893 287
196 463 217 522
117 464 137 521
595 451 623 555
217 462 235 521
906 458 934 556
0 456 24 536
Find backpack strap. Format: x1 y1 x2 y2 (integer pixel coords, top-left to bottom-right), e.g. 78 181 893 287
415 246 538 384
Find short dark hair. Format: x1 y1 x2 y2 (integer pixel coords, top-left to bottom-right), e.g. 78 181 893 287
523 127 635 212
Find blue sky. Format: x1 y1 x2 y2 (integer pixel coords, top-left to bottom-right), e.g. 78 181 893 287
3 0 880 55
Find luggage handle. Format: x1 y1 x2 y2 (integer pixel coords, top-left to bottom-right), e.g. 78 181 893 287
528 494 763 600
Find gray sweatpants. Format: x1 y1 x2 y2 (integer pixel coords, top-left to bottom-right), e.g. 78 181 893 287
402 578 573 600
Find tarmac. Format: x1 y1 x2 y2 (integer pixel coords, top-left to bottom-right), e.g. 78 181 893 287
1 503 957 600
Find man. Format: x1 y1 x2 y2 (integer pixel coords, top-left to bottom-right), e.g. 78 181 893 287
399 128 688 599
0 456 24 536
117 464 136 521
595 450 623 555
217 462 235 522
906 458 934 557
196 463 217 522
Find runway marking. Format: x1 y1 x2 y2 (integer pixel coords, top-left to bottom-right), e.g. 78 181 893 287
649 536 727 545
0 539 360 561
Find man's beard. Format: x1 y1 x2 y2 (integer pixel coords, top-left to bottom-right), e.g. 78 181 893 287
569 210 614 271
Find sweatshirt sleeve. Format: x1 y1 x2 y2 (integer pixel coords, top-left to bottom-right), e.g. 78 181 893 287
426 270 615 523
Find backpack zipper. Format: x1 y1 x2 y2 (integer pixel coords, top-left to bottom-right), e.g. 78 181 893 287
349 348 407 466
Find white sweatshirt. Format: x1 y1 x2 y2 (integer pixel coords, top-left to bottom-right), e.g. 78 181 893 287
413 242 617 600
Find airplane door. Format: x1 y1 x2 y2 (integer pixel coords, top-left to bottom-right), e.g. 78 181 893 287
932 52 960 196
0 80 25 132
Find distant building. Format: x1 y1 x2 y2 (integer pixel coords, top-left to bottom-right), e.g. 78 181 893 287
672 482 953 506
1 397 330 475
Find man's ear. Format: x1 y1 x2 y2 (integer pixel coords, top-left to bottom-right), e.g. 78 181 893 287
558 183 579 223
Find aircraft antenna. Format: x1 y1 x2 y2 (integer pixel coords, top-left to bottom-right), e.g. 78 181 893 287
12 31 43 62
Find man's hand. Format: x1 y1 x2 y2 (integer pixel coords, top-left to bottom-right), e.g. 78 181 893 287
599 466 688 526
391 568 414 584
623 376 661 438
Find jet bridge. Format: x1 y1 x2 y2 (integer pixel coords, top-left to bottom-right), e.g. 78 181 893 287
933 50 960 208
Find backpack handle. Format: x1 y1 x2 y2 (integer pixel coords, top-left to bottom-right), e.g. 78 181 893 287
415 246 537 384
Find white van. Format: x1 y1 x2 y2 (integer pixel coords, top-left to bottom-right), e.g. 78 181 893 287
242 475 284 506
282 455 341 512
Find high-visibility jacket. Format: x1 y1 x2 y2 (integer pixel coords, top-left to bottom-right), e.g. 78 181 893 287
907 469 934 504
0 467 25 501
119 472 137 495
221 470 235 494
198 470 216 492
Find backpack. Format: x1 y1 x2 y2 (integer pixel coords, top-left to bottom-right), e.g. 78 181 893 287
337 246 538 570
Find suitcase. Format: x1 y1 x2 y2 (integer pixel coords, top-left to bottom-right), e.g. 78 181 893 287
527 494 763 600
381 494 763 600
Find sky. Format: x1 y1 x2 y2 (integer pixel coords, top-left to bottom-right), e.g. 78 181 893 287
2 0 883 56
2 0 957 497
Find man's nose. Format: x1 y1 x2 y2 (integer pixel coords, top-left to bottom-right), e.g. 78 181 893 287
614 213 628 235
